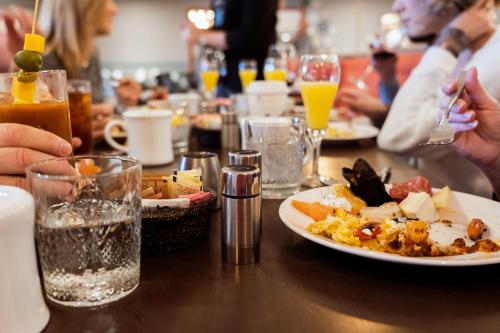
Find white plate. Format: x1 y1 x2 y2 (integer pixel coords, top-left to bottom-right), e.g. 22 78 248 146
323 122 379 143
279 186 500 266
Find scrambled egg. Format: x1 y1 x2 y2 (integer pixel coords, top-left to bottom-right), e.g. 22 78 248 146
307 209 402 252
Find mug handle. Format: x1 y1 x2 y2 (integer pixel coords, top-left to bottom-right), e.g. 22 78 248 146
303 139 313 166
104 119 128 152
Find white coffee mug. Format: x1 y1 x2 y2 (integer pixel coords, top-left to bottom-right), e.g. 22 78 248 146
104 108 174 166
0 186 50 333
246 81 289 116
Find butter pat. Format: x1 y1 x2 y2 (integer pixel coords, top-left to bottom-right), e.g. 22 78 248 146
399 192 439 223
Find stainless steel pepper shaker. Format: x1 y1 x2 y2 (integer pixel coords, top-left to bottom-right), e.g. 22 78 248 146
220 107 240 150
228 150 262 170
221 165 262 264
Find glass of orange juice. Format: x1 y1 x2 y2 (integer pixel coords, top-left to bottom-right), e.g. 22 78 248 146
199 48 224 100
300 54 341 188
238 59 257 92
264 57 287 82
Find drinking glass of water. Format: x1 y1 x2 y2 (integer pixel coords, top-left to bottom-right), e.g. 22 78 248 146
27 155 142 307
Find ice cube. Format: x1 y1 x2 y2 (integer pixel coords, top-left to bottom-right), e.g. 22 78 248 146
34 77 58 103
0 92 14 104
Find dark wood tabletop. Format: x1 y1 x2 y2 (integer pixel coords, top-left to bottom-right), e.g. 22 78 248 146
43 142 500 333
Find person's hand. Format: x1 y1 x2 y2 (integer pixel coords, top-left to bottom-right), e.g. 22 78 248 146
440 67 500 193
115 78 142 107
0 123 74 189
180 21 200 45
92 103 114 141
448 0 496 43
339 87 389 117
1 6 42 57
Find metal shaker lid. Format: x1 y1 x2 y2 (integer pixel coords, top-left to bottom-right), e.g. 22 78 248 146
221 165 261 197
228 150 262 167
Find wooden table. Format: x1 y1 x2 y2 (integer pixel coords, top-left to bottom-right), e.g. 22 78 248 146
43 142 500 333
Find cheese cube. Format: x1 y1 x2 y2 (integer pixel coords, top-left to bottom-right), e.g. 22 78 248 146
399 192 440 223
432 186 451 209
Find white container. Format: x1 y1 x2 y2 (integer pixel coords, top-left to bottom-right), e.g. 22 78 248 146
0 186 50 333
168 92 201 116
104 108 174 166
247 81 289 116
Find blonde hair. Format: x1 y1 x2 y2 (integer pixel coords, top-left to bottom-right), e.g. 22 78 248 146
44 0 106 78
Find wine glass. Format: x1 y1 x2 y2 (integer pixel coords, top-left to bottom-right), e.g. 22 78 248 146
238 59 257 92
300 54 341 188
350 13 404 90
264 42 296 82
199 47 224 99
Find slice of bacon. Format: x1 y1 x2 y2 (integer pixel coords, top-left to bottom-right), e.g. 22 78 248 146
389 176 432 201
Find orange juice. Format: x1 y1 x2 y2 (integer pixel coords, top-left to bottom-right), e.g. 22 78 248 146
0 101 73 143
300 82 339 129
264 69 287 82
200 70 219 93
239 70 257 89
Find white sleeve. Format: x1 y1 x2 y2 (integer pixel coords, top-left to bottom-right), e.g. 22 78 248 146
377 47 458 156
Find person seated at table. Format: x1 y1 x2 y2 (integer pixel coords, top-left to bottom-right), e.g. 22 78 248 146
338 0 500 128
441 67 500 198
39 0 122 142
374 0 499 197
0 124 78 189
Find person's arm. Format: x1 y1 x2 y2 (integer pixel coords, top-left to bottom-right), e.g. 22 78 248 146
377 47 458 155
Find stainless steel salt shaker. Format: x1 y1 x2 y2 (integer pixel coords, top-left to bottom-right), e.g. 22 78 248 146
228 150 262 171
221 107 240 150
221 165 262 264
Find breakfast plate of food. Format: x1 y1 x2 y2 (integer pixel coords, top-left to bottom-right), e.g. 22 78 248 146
279 159 500 266
323 122 379 143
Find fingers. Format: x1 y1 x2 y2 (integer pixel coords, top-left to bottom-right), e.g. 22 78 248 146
473 0 491 10
92 103 114 117
0 176 27 190
72 137 82 149
0 123 73 157
0 147 56 175
450 120 479 134
464 67 499 109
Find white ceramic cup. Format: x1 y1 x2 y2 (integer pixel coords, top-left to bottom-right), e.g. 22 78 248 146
0 186 50 333
104 108 174 166
246 81 289 116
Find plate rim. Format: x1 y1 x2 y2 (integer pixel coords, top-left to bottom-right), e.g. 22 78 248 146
278 186 500 267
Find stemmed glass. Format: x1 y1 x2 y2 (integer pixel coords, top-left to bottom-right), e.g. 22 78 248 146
264 42 295 82
238 59 257 92
350 13 404 90
300 54 341 188
199 47 224 99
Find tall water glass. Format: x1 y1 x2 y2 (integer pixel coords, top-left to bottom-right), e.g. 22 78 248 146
27 156 142 307
300 54 341 188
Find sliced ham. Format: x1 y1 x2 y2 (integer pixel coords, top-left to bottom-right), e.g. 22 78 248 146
390 176 432 201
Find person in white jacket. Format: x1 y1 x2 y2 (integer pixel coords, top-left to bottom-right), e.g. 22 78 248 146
377 0 500 197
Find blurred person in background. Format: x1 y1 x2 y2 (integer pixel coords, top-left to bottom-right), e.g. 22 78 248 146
441 67 500 198
346 0 499 197
339 0 499 131
41 0 119 142
181 0 278 96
